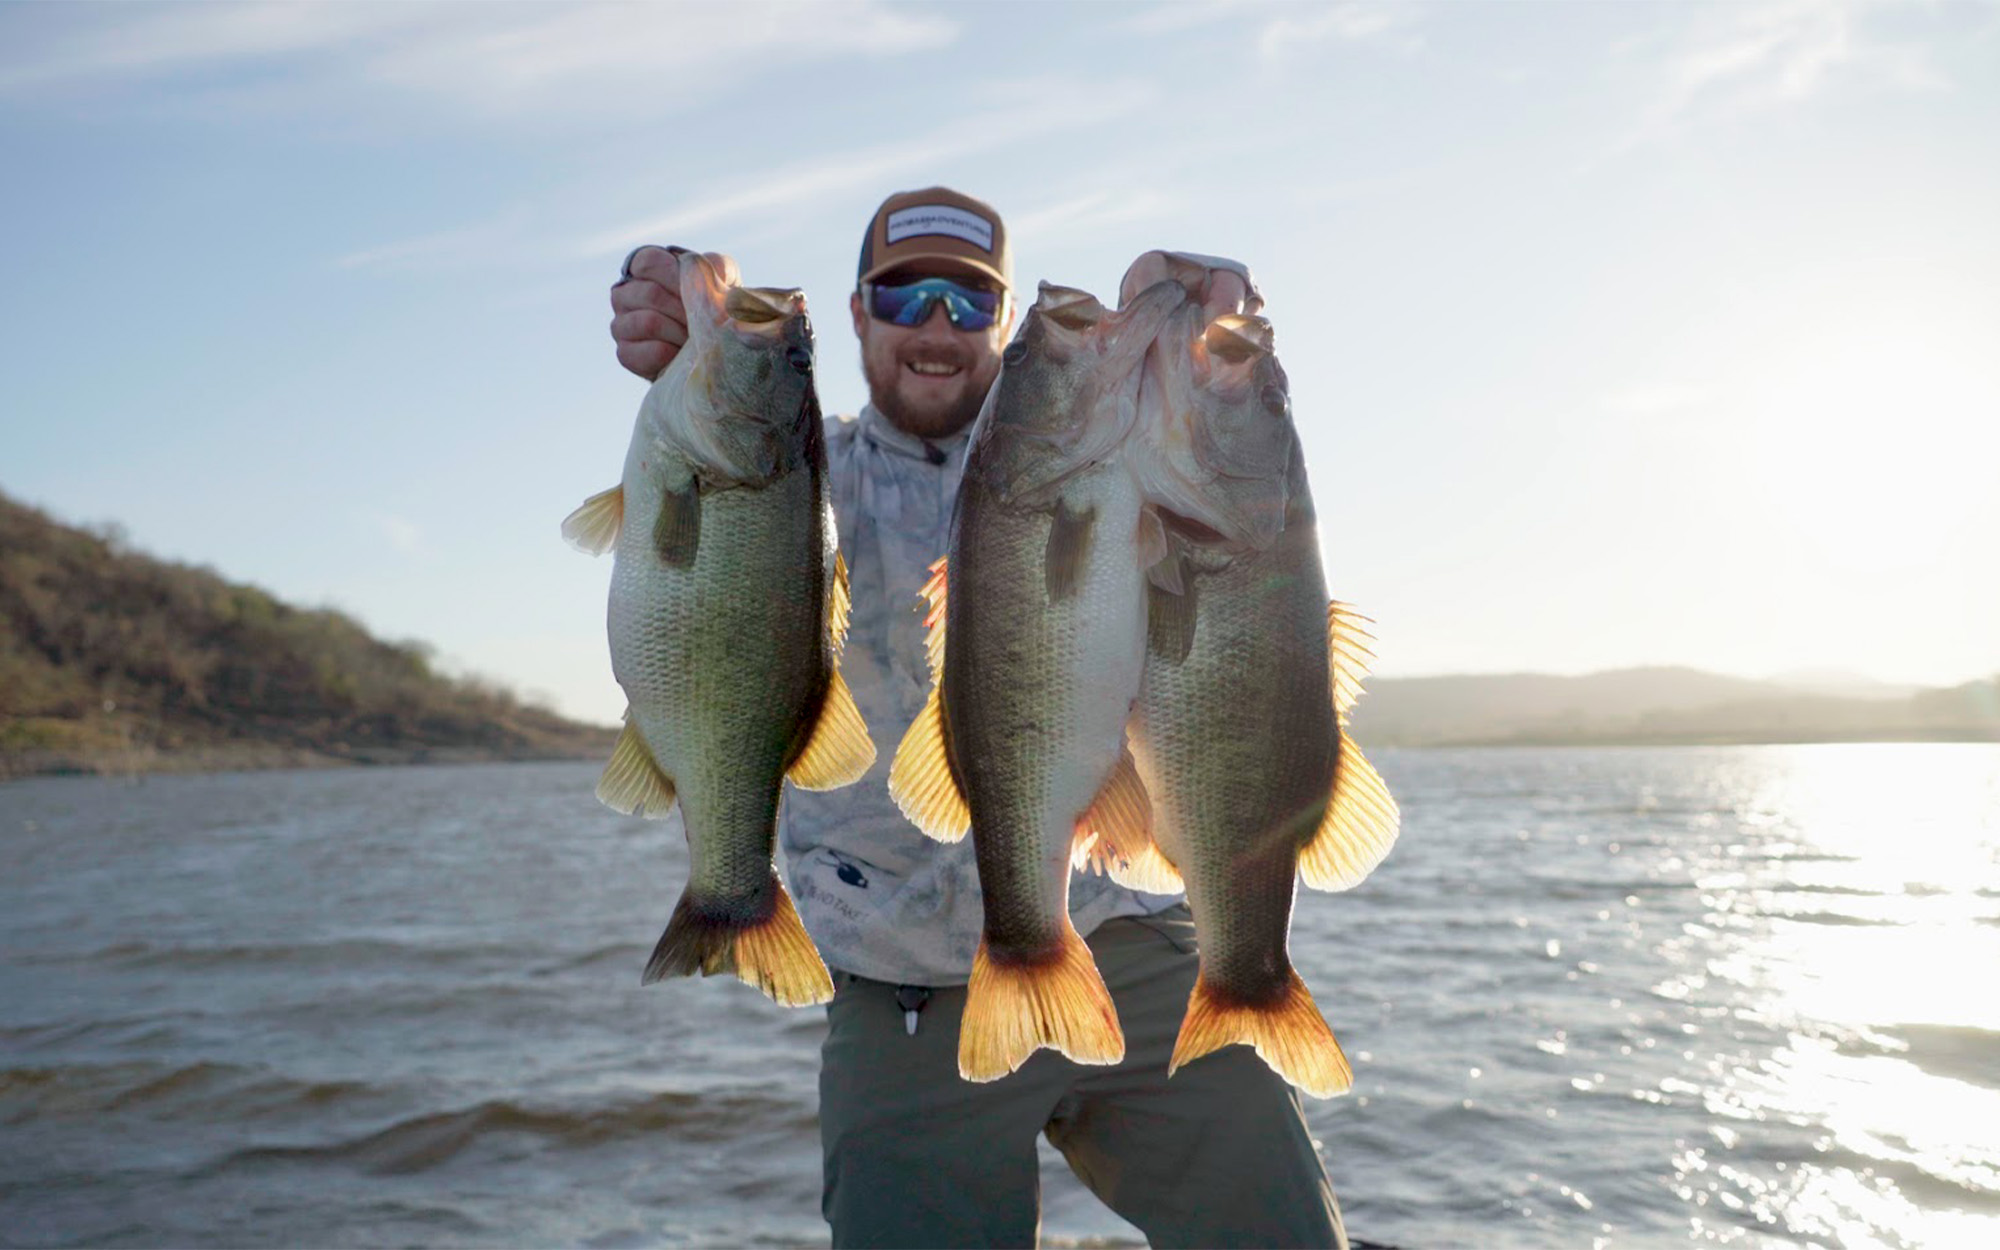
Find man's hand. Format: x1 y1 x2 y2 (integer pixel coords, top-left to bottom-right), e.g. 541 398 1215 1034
610 245 691 382
1117 250 1263 319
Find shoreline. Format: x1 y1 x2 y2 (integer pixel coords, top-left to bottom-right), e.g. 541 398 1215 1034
0 738 614 783
8 731 1993 785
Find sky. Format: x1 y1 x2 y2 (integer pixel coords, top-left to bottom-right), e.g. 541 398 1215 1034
2 0 1996 727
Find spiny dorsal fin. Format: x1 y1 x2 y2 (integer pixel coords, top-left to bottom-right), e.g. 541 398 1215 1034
787 667 875 791
829 550 853 657
1170 969 1351 1098
918 556 948 682
889 556 969 840
1073 746 1182 893
562 485 624 556
1327 601 1376 722
596 714 677 817
1045 500 1096 602
1298 730 1399 891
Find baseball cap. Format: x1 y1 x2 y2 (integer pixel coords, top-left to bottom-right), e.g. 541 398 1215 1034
856 187 1012 291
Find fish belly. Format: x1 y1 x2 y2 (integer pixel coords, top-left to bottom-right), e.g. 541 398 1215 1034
609 463 825 900
946 465 1149 959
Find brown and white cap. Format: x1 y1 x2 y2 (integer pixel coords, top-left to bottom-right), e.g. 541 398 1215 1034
856 187 1011 290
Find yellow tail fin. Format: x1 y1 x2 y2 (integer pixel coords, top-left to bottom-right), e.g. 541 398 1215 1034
1298 730 1399 891
1170 969 1352 1098
959 926 1124 1082
642 879 833 1007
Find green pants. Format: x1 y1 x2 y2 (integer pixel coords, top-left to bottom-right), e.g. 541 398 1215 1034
818 906 1349 1248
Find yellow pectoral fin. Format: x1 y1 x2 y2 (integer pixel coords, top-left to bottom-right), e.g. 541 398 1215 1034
1298 730 1400 891
887 683 971 843
596 714 677 817
1073 747 1182 893
787 667 876 791
561 485 624 555
1326 601 1377 722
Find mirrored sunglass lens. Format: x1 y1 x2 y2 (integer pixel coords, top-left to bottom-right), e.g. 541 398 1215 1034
871 280 999 329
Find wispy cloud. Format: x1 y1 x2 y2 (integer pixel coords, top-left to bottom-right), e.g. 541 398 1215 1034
2 2 957 122
571 83 1161 258
1011 190 1175 240
1258 2 1417 60
336 210 535 273
1112 0 1269 37
1619 0 1949 148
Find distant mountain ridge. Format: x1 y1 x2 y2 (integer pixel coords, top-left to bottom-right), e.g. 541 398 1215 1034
1350 665 2000 747
1 490 613 779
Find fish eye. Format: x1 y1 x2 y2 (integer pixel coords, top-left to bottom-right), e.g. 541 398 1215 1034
787 346 813 373
1261 385 1290 418
1003 340 1029 365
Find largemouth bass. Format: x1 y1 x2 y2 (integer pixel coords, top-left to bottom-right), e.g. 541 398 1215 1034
889 278 1191 1080
563 252 873 1007
1125 298 1399 1097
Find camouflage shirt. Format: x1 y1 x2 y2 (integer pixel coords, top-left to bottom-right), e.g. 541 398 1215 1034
778 405 1180 986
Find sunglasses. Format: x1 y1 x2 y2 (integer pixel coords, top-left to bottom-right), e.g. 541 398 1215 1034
862 276 1006 331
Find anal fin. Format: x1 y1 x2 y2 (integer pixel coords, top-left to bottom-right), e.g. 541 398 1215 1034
1298 730 1399 891
562 485 624 555
787 667 875 790
643 877 833 1007
1073 747 1182 893
1170 969 1352 1098
959 926 1124 1081
596 714 677 817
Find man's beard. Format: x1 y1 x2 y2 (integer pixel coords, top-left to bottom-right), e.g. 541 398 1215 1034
864 347 992 440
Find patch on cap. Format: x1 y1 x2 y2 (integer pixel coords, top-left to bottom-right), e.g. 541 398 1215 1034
885 204 995 251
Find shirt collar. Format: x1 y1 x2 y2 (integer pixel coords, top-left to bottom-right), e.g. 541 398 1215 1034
857 403 969 468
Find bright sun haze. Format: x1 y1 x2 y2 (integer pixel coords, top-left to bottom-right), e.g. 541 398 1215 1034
0 2 1994 726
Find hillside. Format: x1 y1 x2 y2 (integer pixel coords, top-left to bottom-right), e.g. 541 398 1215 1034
1350 666 2000 747
1 492 613 779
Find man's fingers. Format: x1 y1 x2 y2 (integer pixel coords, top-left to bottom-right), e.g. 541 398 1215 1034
611 307 688 348
618 245 684 291
616 341 678 383
611 278 684 319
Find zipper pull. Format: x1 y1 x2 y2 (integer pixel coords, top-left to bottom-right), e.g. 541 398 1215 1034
895 985 931 1037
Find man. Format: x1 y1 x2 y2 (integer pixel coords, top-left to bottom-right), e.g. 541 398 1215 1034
609 188 1347 1249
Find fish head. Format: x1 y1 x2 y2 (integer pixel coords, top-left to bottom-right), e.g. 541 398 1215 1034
972 278 1189 504
658 252 818 486
1133 309 1297 552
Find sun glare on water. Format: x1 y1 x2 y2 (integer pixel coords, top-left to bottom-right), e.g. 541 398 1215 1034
1682 745 2000 1247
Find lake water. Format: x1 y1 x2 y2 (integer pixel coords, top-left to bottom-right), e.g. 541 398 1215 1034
3 745 1997 1248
